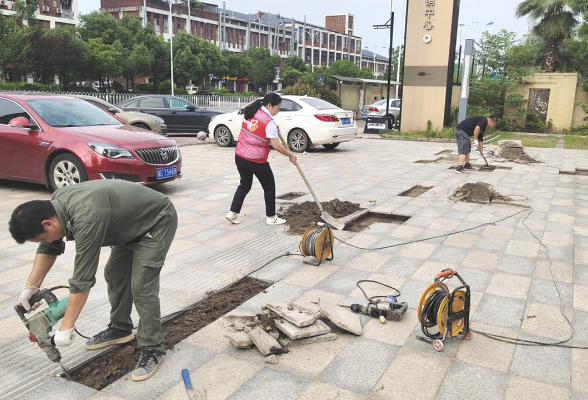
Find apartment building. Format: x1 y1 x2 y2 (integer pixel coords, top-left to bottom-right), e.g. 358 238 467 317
0 0 78 28
361 49 389 78
100 0 363 69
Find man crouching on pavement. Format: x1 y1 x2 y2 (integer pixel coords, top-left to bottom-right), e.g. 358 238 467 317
455 115 497 174
9 180 177 382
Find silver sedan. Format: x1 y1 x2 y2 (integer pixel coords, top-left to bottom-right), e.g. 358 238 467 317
361 98 401 125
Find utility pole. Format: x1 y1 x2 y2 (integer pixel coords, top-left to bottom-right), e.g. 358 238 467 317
396 0 405 98
458 39 474 123
222 2 226 50
169 0 174 96
303 15 307 63
246 14 251 49
373 12 394 127
143 0 147 27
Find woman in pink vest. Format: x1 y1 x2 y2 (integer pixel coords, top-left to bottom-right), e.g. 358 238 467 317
226 93 297 225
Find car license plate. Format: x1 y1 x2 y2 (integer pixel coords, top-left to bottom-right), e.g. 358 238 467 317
341 118 351 124
156 166 177 180
361 113 367 119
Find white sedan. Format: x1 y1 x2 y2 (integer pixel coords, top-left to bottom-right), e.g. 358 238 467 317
208 95 357 153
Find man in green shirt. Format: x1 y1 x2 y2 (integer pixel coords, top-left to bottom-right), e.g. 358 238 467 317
9 180 177 382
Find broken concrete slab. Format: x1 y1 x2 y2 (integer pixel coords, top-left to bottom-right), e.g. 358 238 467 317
279 333 338 348
275 319 331 340
227 331 254 349
319 298 362 336
247 326 283 356
266 303 321 327
265 354 280 364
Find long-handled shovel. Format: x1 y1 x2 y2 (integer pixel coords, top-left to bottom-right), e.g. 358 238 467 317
478 143 495 171
278 133 346 230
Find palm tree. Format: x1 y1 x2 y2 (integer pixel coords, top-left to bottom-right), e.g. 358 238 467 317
515 0 578 72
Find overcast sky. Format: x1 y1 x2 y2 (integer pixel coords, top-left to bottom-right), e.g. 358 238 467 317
81 0 532 56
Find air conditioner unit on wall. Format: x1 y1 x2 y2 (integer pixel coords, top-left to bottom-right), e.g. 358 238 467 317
42 6 49 11
56 7 62 13
0 1 7 6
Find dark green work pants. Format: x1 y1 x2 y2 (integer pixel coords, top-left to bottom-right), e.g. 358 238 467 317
104 201 177 353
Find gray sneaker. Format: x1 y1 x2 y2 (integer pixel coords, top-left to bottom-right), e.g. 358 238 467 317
131 349 163 382
85 326 134 350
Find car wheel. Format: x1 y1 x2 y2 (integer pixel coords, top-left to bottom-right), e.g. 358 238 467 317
322 143 340 149
214 125 233 147
288 129 310 153
132 122 151 131
48 153 88 191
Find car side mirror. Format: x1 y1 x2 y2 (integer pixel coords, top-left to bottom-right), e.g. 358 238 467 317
8 117 36 129
108 107 120 114
186 105 196 111
238 108 243 115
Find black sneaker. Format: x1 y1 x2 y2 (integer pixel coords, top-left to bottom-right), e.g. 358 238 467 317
85 326 134 350
455 166 468 174
132 348 163 382
464 162 473 170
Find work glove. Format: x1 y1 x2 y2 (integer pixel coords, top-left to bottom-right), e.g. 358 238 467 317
19 286 41 312
52 327 76 347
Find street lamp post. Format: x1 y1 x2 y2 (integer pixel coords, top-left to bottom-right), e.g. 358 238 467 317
169 0 174 96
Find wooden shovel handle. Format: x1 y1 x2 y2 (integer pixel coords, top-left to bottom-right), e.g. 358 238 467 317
278 132 324 212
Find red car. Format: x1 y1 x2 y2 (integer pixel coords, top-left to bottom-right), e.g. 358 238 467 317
0 94 182 190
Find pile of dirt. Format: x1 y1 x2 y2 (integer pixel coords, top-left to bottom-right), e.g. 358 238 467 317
67 277 271 390
450 182 512 204
497 144 538 163
280 199 361 234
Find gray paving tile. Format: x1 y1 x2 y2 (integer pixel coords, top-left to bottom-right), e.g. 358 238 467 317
528 279 573 308
315 268 372 295
399 279 434 311
103 343 216 400
238 282 309 313
403 325 462 358
377 256 424 278
572 391 588 400
572 310 588 346
250 256 303 282
510 333 572 386
319 337 399 394
428 245 469 264
545 222 575 234
472 294 525 330
473 237 509 253
15 378 96 400
182 226 233 242
226 367 311 400
455 267 493 293
540 245 574 263
498 255 536 276
575 265 588 286
435 361 508 400
0 256 28 272
167 244 225 264
331 246 364 265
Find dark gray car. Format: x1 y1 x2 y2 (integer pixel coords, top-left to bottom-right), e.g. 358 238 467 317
116 95 223 134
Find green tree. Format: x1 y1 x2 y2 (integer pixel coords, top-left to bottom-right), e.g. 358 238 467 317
283 55 307 72
85 38 124 90
0 14 18 82
226 52 252 91
246 47 280 91
78 11 119 45
126 43 154 90
12 0 39 26
516 0 579 72
279 67 302 88
142 29 170 92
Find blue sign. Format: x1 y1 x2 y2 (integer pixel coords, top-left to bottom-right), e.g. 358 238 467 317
317 75 323 82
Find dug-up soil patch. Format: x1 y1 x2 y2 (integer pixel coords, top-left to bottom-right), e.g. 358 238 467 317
415 155 460 164
497 144 539 163
399 185 432 198
277 192 306 200
345 212 410 232
66 277 271 390
450 182 512 204
280 199 361 235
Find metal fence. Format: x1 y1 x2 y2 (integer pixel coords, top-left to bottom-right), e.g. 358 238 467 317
1 91 258 110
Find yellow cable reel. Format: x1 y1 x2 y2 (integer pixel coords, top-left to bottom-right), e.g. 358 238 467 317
417 282 448 328
300 224 334 264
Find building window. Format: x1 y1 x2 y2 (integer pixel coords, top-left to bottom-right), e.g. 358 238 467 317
163 18 168 34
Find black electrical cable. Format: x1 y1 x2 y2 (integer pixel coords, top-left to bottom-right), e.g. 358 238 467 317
356 280 400 305
420 290 448 339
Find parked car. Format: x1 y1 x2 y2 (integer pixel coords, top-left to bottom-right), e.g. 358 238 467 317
116 95 223 134
0 94 182 190
70 94 168 134
194 90 219 97
361 98 401 125
208 95 357 153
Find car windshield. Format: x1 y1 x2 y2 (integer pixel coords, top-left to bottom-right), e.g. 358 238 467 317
300 98 339 110
26 99 122 127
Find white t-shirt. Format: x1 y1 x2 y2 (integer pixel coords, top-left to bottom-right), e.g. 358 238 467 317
260 106 278 139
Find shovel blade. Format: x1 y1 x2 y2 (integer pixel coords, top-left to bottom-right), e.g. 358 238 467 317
320 211 346 230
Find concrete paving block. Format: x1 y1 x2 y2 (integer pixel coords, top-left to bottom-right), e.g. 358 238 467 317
281 265 340 288
84 393 128 400
319 337 399 394
428 245 469 265
435 361 508 400
574 284 588 312
545 221 575 234
450 267 492 293
319 298 362 335
521 302 573 341
572 348 588 393
486 272 532 300
250 256 304 282
429 218 461 232
344 252 394 273
505 240 540 258
228 331 254 348
225 367 311 400
371 347 451 400
529 279 573 308
15 378 97 400
572 392 588 400
574 265 588 286
572 310 588 346
442 232 480 249
102 343 215 400
496 255 535 276
510 333 571 386
457 322 517 372
182 316 234 353
387 225 424 239
238 283 309 314
576 249 588 266
541 244 574 263
473 237 509 253
292 288 345 313
266 303 321 327
348 273 406 300
377 256 424 278
482 225 515 240
248 326 283 356
315 268 371 296
505 375 570 400
330 246 364 266
398 279 434 310
461 250 501 271
280 332 338 348
397 242 438 260
275 319 331 340
296 381 367 400
362 308 418 346
472 294 525 330
543 232 574 247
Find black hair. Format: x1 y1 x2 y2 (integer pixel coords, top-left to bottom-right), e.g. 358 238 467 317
489 115 498 121
243 93 282 120
9 200 56 244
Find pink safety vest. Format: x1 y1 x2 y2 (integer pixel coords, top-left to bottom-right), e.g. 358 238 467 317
235 109 273 163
